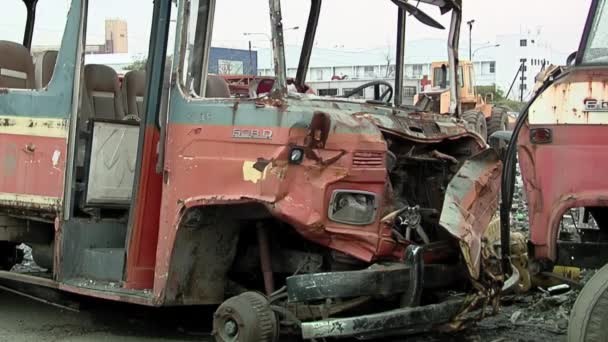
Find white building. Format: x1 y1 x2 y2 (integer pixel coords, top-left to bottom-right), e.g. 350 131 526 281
258 33 567 102
494 28 566 101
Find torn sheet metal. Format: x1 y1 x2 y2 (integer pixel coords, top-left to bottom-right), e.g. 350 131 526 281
439 148 502 279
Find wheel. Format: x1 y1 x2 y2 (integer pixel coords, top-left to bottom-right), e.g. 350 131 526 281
213 292 278 342
462 110 488 141
568 263 608 342
487 106 509 138
0 242 23 271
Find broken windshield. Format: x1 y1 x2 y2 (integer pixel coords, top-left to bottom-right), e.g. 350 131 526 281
582 0 608 64
2 1 27 44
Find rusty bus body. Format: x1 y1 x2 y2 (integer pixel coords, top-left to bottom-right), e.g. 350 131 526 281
499 0 608 340
509 0 608 277
0 0 506 340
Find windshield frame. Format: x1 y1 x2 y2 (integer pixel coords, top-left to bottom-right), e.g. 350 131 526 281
291 0 462 112
576 0 607 66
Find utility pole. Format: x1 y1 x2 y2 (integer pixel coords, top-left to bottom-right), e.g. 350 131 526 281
248 40 253 75
520 58 527 102
467 20 475 60
244 26 299 76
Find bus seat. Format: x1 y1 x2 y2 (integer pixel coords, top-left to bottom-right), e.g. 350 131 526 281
84 64 126 120
122 70 146 118
205 74 231 98
0 41 35 89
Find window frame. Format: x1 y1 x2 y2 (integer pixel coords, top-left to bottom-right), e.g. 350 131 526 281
403 86 417 97
577 0 608 66
318 88 338 96
177 0 216 98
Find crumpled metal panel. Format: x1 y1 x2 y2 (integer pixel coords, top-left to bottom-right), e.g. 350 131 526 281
355 111 484 146
439 148 502 279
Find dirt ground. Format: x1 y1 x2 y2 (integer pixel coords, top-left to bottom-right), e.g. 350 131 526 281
0 287 570 342
0 289 209 342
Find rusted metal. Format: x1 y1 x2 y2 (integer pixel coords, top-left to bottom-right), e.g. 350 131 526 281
439 148 502 279
400 245 424 307
0 215 53 243
300 298 467 339
257 223 275 296
286 263 460 302
269 0 287 95
520 68 608 262
287 296 371 321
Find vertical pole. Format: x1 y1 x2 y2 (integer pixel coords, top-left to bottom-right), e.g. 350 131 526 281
520 59 526 102
467 20 475 61
394 6 406 107
269 0 287 93
248 40 253 75
469 25 472 60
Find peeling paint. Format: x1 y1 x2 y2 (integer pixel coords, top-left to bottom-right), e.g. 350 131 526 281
52 150 61 168
242 160 271 184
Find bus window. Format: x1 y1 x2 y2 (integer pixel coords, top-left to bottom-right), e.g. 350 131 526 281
582 0 608 64
1 1 27 44
180 0 271 98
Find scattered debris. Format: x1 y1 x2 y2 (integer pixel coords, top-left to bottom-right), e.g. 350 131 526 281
11 244 47 274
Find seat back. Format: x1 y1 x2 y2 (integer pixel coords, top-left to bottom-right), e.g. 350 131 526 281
205 74 231 98
122 70 146 118
33 50 58 89
84 64 125 120
0 41 35 89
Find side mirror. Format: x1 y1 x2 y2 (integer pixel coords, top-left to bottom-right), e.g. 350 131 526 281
567 51 577 66
488 130 513 159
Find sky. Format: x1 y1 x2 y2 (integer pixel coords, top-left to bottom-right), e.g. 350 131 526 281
0 0 593 61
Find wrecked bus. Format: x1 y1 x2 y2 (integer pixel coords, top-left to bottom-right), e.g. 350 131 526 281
0 0 511 340
499 0 608 340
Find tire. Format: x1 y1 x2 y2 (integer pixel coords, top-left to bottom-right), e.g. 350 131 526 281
487 106 509 138
462 110 488 141
213 292 278 342
568 263 608 342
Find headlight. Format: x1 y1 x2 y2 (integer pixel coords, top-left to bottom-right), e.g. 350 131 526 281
328 190 377 225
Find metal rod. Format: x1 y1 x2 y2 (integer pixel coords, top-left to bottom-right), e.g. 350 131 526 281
257 224 274 296
505 62 524 100
447 10 462 117
22 0 39 48
295 0 322 90
269 0 287 94
394 6 406 107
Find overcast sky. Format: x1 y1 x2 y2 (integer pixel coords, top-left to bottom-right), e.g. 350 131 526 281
1 0 592 60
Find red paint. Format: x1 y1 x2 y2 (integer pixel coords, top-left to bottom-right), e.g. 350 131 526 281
0 133 66 201
518 124 608 260
124 126 163 289
153 123 388 297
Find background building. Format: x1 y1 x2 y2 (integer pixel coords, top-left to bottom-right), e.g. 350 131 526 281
208 47 258 75
84 47 257 76
105 19 128 54
257 31 567 102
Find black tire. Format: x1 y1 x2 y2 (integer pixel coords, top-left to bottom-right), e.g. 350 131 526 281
487 106 509 138
568 263 608 342
462 110 488 141
213 292 278 342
